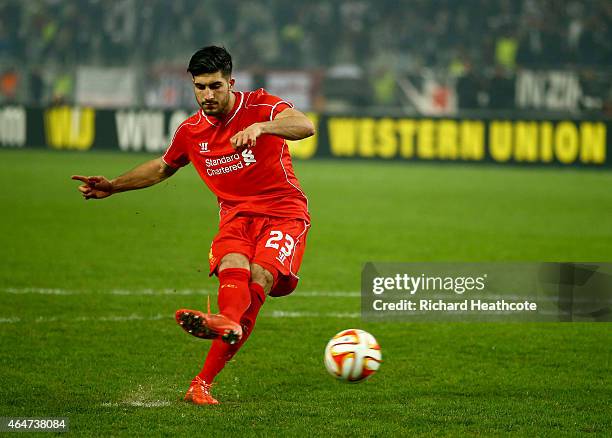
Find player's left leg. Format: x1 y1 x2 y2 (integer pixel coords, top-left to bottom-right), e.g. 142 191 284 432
202 217 310 386
197 217 309 395
183 264 273 405
179 217 277 405
238 263 274 342
195 263 273 384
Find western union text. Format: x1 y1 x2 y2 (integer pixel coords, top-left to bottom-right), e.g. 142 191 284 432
328 118 606 165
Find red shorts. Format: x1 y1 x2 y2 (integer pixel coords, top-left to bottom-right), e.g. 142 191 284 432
209 215 310 297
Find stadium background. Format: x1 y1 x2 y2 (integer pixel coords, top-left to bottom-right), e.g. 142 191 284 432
1 0 611 436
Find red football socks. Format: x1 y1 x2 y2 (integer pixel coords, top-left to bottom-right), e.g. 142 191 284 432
240 282 266 341
198 282 266 383
217 268 251 323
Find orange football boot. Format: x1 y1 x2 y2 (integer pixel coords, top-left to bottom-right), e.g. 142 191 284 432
184 376 219 405
175 306 243 345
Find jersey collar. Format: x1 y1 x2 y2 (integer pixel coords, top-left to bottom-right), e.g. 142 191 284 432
201 91 244 127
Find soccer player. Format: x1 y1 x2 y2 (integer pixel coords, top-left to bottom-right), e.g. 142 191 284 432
72 46 314 405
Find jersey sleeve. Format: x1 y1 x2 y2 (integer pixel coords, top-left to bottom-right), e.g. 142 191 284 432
162 124 190 168
250 88 294 121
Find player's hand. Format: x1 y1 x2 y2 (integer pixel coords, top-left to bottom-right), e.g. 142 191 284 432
71 175 113 200
230 123 264 149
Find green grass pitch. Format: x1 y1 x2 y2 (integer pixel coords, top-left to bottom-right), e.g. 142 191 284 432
0 149 611 436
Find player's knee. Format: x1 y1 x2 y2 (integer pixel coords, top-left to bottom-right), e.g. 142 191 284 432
219 253 250 271
250 263 274 293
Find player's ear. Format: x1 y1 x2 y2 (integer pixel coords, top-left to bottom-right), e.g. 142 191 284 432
229 78 235 89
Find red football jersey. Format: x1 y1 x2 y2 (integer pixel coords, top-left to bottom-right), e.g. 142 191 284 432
163 88 310 226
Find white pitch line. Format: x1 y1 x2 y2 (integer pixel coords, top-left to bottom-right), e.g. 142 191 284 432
270 310 360 318
299 291 360 297
5 287 603 303
1 287 359 297
0 317 19 323
2 287 75 295
0 314 167 324
0 309 597 324
109 289 211 296
0 311 360 324
73 314 168 322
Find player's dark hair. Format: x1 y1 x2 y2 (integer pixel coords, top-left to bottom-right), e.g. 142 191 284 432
187 46 232 78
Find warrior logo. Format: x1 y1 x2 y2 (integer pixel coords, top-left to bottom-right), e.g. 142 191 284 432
241 148 256 166
198 142 209 153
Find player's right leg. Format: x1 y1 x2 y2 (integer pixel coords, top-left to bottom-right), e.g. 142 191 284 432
181 265 271 405
177 216 255 345
176 216 270 404
176 253 250 344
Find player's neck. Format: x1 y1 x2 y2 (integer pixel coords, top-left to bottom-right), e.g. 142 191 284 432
218 91 237 119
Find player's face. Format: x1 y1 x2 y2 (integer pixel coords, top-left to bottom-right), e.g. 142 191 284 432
192 72 235 116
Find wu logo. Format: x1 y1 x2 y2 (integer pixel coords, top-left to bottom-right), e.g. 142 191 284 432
241 148 256 166
198 142 209 153
45 106 95 150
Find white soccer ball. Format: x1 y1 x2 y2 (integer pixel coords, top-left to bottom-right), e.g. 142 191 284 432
324 329 382 382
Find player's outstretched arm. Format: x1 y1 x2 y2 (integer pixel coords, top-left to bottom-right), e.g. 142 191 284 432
71 157 178 200
230 108 315 148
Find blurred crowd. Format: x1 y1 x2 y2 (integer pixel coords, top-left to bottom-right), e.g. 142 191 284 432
0 0 610 113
